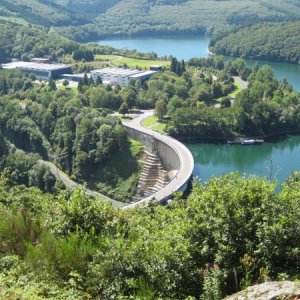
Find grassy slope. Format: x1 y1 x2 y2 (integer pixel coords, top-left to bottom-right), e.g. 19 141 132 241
95 55 170 69
88 138 144 202
142 115 166 133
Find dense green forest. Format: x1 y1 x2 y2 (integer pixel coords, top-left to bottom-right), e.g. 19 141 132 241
1 0 300 41
0 70 145 201
210 22 300 64
1 171 300 298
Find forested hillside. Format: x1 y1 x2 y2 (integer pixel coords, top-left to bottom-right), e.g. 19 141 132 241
1 0 300 40
0 22 79 63
210 22 300 64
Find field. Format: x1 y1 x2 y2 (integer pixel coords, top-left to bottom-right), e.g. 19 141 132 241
95 55 170 69
228 82 242 97
142 115 166 133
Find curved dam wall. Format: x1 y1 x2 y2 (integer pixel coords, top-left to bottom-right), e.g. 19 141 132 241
122 111 194 209
124 126 180 173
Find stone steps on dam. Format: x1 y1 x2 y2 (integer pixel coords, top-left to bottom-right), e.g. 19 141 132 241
133 151 169 202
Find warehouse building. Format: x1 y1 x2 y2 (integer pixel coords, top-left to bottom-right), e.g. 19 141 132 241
61 73 91 83
91 67 157 87
129 70 157 82
1 61 72 80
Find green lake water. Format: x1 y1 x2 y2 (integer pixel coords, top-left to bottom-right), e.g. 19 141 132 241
98 36 300 184
186 136 300 186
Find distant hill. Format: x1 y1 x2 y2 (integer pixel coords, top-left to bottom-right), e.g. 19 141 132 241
1 0 300 40
210 22 300 64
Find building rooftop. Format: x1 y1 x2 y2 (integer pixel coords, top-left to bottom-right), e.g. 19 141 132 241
2 61 70 72
91 67 141 77
31 58 50 62
62 73 91 79
129 70 157 79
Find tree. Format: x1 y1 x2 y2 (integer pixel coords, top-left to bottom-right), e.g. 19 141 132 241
29 164 56 192
119 102 129 116
89 76 94 86
83 73 89 85
181 60 186 73
63 79 69 87
48 78 56 91
78 80 84 93
170 57 178 73
155 97 167 121
0 78 9 94
96 76 102 85
122 87 137 110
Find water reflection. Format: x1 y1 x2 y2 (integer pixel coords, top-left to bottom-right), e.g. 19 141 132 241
186 136 300 184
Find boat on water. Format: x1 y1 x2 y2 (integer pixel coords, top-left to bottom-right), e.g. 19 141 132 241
227 138 264 145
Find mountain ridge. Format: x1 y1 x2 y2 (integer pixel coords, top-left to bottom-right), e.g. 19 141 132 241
1 0 300 41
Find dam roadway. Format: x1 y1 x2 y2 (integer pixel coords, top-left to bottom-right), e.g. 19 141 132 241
122 110 194 209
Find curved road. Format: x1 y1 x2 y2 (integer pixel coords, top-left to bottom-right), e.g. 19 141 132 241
39 160 127 208
40 110 194 209
123 110 194 209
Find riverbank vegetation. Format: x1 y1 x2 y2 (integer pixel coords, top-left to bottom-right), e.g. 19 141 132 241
210 22 300 64
1 171 300 298
150 59 300 139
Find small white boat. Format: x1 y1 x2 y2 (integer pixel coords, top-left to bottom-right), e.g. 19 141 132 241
241 139 255 145
228 138 264 145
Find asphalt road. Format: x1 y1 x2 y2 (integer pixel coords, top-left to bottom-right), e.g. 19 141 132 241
39 160 127 208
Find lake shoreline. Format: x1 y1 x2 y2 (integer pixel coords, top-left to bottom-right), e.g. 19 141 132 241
171 129 300 144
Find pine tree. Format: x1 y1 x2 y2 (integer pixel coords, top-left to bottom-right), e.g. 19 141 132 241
181 60 186 73
48 78 56 91
170 57 178 73
178 62 182 76
78 80 84 93
83 73 89 85
89 76 94 86
96 76 102 85
0 78 9 94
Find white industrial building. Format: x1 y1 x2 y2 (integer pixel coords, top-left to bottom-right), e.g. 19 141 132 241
91 67 157 87
1 61 72 80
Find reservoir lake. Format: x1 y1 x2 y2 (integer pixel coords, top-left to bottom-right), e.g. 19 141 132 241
98 36 300 185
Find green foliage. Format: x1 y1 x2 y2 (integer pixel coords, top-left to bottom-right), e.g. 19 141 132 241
0 22 79 63
0 68 143 201
166 64 300 138
1 172 300 298
211 22 300 64
201 265 222 300
72 48 94 61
